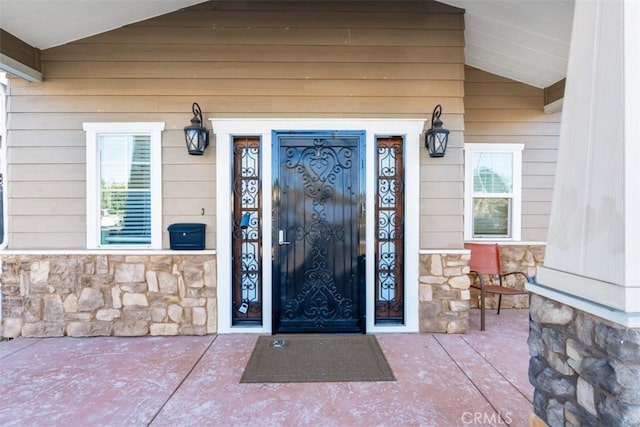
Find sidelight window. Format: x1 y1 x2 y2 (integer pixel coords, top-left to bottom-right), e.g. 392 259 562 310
375 136 405 324
232 137 262 325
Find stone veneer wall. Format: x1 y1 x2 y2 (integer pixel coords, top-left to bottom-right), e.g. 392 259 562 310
419 252 471 333
529 294 640 426
418 245 545 334
0 254 217 338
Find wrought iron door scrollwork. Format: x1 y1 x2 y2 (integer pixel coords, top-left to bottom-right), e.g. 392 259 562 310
281 139 356 327
375 138 405 323
232 138 262 324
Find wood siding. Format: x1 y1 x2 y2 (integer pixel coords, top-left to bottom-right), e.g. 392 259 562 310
5 0 465 250
464 66 561 241
0 29 42 72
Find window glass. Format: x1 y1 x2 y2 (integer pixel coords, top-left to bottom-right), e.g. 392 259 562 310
473 198 510 236
464 144 523 241
99 135 152 245
473 152 513 193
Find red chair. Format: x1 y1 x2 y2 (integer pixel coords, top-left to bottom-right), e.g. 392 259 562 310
464 243 531 331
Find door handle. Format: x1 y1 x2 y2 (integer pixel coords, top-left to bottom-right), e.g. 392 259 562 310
278 230 291 245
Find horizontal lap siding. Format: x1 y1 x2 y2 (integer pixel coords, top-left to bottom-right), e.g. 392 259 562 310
6 0 464 249
464 66 561 242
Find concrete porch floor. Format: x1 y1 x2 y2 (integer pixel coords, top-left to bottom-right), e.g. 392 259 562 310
0 309 532 426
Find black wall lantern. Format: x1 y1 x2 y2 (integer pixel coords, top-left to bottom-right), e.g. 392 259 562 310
425 104 449 158
184 102 209 155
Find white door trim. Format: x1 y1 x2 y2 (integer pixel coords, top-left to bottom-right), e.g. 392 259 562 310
213 118 424 334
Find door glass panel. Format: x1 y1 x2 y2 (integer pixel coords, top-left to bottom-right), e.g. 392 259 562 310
232 137 262 325
375 137 404 323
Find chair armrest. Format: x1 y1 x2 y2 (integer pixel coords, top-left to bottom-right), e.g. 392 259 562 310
501 271 531 283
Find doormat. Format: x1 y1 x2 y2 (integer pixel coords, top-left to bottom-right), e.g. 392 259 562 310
240 334 396 383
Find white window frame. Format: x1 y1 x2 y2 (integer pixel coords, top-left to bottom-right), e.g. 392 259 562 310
83 122 164 249
464 143 524 241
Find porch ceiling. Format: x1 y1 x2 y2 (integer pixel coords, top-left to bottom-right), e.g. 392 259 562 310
0 0 574 88
0 0 206 50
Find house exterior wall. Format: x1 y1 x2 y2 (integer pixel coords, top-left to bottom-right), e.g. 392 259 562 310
464 66 561 242
0 1 557 337
5 0 465 250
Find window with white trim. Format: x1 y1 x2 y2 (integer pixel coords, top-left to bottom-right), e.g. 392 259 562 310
464 143 524 240
84 122 164 249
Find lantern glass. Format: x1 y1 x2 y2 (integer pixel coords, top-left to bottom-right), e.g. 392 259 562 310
426 129 449 157
183 103 210 155
425 104 449 157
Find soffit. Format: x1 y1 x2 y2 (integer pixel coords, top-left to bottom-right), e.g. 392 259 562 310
0 0 207 50
0 0 574 88
442 0 574 88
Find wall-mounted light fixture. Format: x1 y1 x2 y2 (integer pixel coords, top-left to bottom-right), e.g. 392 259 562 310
425 104 449 158
184 102 209 155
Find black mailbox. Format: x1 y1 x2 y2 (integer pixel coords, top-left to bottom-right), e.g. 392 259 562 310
168 223 206 250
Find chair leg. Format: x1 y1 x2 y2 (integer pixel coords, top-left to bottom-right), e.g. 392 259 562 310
478 275 486 331
497 294 502 315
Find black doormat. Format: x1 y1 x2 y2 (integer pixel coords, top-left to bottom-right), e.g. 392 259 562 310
240 334 396 383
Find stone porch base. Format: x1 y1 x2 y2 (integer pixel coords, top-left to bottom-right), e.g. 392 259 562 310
2 246 543 337
529 293 640 426
1 254 217 338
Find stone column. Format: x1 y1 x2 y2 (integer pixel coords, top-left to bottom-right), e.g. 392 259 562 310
527 1 640 425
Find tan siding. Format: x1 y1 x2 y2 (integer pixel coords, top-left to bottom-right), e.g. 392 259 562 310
8 146 84 164
0 29 41 72
163 165 214 182
523 175 555 189
420 121 464 247
523 201 552 215
13 95 465 115
462 135 560 148
163 181 217 199
9 164 84 181
420 216 462 233
141 9 463 28
544 78 566 105
79 27 464 47
6 0 464 249
8 182 85 199
523 162 557 176
11 198 84 215
8 233 85 249
11 79 465 97
419 232 461 249
419 199 463 216
464 66 561 242
464 96 543 110
41 45 464 64
43 62 465 81
163 199 215 216
8 130 85 147
11 216 85 232
419 181 463 198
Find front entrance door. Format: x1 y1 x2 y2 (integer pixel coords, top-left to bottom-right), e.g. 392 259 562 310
273 131 365 333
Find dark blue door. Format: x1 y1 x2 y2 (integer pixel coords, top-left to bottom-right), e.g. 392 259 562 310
273 131 365 333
